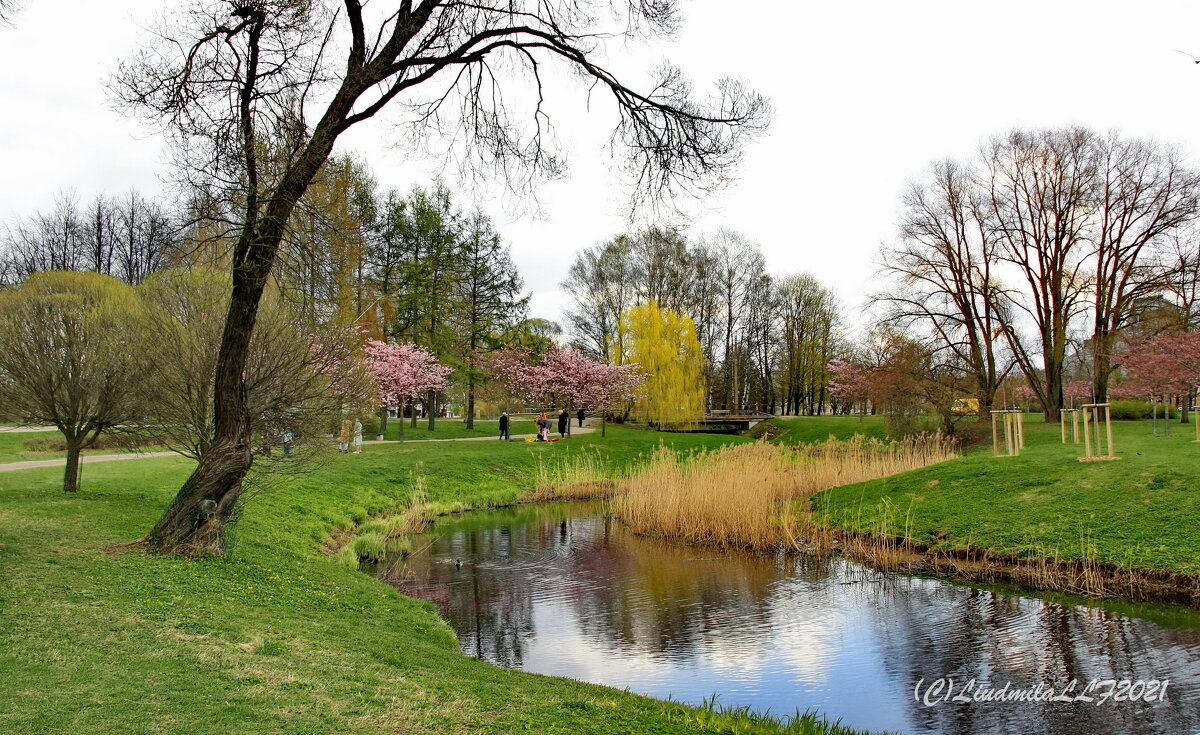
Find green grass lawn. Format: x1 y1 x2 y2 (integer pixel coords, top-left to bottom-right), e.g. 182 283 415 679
814 416 1200 574
0 424 866 735
0 431 166 464
378 417 544 441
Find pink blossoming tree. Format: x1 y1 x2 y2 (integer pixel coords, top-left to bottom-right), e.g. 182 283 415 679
363 340 452 442
1113 332 1200 434
486 346 645 435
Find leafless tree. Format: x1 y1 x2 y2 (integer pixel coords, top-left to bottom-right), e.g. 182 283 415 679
2 191 177 285
1088 134 1200 400
1160 227 1200 329
112 0 768 555
563 234 638 361
984 128 1095 422
0 0 24 26
877 159 1014 415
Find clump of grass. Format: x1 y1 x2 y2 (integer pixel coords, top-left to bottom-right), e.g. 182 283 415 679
335 544 359 568
336 485 433 563
617 434 957 549
351 531 387 562
527 448 624 501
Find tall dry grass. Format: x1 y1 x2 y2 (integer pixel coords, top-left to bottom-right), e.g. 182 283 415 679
615 434 958 549
526 449 626 501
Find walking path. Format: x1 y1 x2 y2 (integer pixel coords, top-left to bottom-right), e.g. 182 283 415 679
0 451 178 473
0 425 59 433
0 423 598 473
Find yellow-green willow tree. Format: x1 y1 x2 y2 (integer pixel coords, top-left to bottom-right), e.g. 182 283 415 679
620 301 705 428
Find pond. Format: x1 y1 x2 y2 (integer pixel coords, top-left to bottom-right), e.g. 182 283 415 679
373 502 1200 735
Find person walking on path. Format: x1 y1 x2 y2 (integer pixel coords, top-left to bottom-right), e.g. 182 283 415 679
557 409 569 438
352 418 363 454
339 418 352 453
499 412 510 441
576 408 586 428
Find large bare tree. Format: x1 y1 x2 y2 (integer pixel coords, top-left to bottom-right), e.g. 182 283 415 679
878 160 1013 415
113 0 768 554
984 128 1095 422
1088 134 1200 400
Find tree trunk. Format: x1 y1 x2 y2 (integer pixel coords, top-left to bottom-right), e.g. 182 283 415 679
466 379 475 430
379 405 388 437
145 243 267 555
427 390 437 431
63 433 83 493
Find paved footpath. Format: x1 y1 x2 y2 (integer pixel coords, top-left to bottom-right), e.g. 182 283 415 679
0 423 597 473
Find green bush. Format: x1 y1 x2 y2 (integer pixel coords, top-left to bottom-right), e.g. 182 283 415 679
1109 400 1180 421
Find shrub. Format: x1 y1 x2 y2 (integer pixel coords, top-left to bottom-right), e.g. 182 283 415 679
1109 400 1180 421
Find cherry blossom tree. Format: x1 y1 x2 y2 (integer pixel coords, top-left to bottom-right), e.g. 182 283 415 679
1113 333 1200 433
363 340 451 442
486 346 645 435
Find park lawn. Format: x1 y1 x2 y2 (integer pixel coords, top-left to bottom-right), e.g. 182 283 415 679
379 418 544 441
0 431 169 464
812 416 1200 574
0 424 865 735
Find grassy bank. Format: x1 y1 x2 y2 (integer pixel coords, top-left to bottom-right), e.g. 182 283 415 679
0 425 868 735
812 416 1200 598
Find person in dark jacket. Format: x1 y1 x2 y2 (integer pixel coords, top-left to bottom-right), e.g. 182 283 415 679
499 412 510 441
557 409 569 438
576 408 586 428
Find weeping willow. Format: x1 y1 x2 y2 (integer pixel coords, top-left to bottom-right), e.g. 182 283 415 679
620 300 705 429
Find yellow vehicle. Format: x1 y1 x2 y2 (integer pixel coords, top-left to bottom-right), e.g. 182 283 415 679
950 397 980 416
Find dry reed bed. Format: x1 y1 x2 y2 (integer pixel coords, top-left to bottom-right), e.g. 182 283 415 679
615 434 959 549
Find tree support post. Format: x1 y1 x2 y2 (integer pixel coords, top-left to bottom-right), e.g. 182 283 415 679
1079 403 1117 461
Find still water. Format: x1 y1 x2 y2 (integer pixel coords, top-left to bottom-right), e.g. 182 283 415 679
376 502 1200 735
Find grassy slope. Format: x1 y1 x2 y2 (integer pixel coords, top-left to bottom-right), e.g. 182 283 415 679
814 416 1200 574
0 425 865 735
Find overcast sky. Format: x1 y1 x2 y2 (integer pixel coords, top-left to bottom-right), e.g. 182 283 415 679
4 1 1200 334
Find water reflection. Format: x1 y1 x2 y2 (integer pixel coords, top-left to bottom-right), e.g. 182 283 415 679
378 502 1200 735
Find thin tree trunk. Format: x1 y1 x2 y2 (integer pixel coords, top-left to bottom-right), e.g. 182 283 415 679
466 379 475 430
427 390 437 431
63 433 82 494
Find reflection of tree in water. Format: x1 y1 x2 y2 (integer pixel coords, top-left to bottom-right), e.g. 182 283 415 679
856 575 1200 735
566 515 782 660
387 504 1200 735
393 525 537 667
